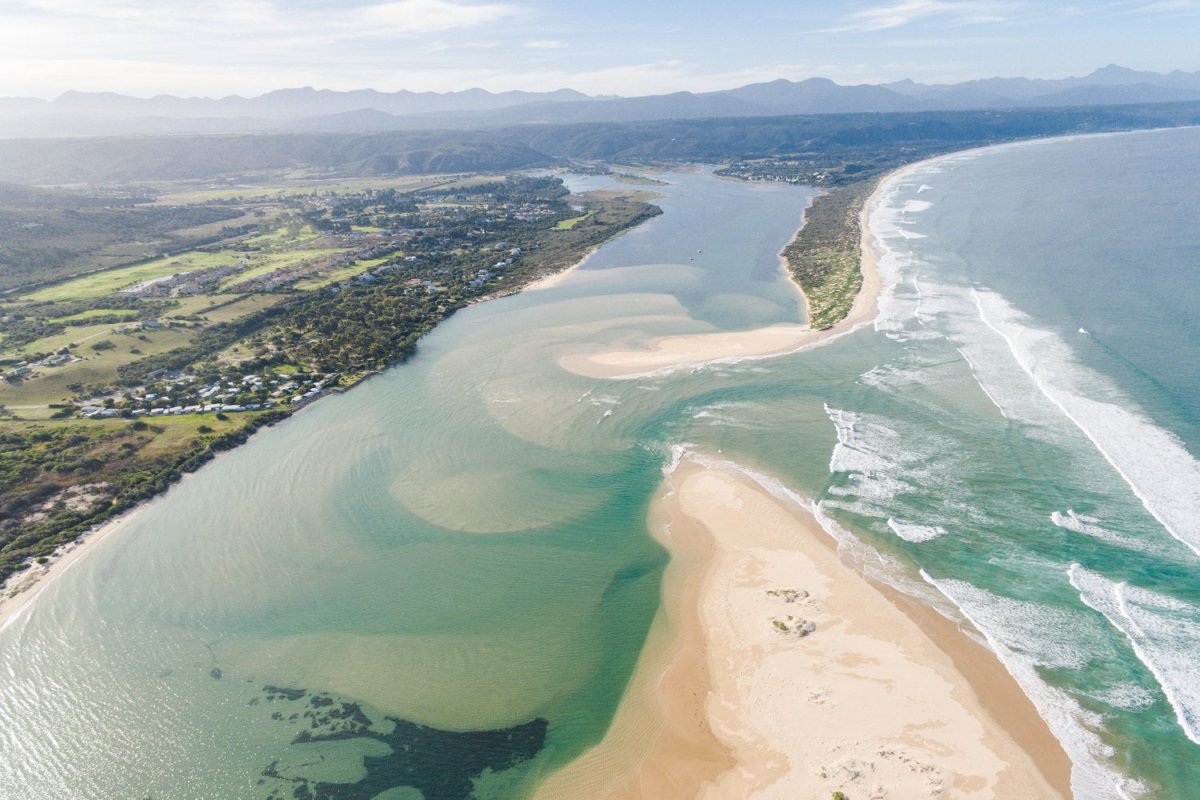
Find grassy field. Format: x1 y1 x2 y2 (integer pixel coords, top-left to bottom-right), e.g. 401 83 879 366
153 174 451 205
2 294 284 409
47 309 140 324
554 213 592 230
25 250 243 302
242 225 321 247
3 326 196 406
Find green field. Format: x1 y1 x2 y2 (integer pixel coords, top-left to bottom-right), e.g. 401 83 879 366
554 213 592 230
242 225 321 247
2 294 284 409
25 251 243 302
2 329 195 407
154 174 452 205
47 309 140 324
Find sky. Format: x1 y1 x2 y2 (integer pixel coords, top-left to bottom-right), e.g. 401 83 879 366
2 0 1199 99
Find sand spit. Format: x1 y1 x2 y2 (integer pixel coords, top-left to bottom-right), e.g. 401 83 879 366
539 459 1070 799
558 177 886 380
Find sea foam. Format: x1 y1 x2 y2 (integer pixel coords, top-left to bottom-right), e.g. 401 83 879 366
1070 564 1200 745
886 518 946 542
926 574 1147 799
970 289 1200 558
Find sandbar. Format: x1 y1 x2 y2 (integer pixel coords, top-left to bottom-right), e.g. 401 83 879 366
538 458 1070 799
559 178 886 379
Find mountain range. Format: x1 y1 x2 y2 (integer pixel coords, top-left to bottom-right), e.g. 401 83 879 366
2 65 1200 138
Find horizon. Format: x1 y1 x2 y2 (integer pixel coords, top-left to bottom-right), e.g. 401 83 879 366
4 1 1200 100
3 62 1197 103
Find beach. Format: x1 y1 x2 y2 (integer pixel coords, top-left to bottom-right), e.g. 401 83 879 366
0 511 130 635
538 457 1071 799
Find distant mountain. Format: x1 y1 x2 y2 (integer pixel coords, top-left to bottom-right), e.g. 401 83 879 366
3 65 1200 138
884 64 1200 108
4 100 1200 186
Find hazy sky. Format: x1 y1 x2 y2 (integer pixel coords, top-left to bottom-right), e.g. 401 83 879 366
3 0 1200 98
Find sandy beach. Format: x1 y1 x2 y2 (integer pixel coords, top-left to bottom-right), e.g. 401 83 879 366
559 178 885 380
0 509 135 635
539 458 1070 799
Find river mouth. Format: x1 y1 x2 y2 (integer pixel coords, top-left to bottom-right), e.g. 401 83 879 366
5 131 1199 798
0 168 821 798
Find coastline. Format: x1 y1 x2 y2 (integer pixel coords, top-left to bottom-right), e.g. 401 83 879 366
540 457 1071 798
0 507 136 634
558 174 887 380
0 201 654 631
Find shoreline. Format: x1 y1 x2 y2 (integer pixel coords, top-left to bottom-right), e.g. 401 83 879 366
539 457 1071 798
0 506 138 634
0 198 656 632
557 173 889 380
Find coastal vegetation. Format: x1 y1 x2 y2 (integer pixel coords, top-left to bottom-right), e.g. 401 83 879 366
781 182 872 330
0 173 659 583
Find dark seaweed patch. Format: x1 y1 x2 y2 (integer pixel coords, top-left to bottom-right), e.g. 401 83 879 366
257 685 547 800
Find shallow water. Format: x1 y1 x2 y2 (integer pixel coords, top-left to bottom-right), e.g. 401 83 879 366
2 131 1199 798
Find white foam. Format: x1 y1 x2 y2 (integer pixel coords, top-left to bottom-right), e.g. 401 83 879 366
972 289 1200 558
900 199 933 214
886 518 946 542
822 404 960 517
1051 510 1151 553
1090 682 1157 712
926 574 1147 799
1070 564 1200 745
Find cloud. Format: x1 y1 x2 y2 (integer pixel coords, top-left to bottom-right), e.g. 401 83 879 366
839 0 1013 32
1128 0 1197 11
524 39 568 49
10 0 522 39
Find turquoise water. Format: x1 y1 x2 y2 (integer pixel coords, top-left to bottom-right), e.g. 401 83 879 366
2 131 1200 799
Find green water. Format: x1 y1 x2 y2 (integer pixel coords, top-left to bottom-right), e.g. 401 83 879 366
3 135 1200 799
0 170 818 799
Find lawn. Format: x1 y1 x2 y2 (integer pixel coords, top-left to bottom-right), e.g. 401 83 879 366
1 294 282 410
554 213 592 230
47 309 140 324
25 250 244 303
2 325 197 407
153 174 448 205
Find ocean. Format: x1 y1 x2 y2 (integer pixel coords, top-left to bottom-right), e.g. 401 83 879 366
1 129 1198 798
